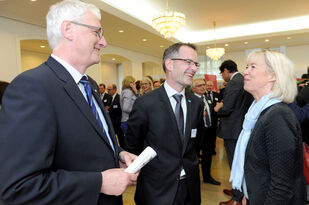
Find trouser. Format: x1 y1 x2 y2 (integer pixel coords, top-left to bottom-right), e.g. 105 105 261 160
172 179 193 205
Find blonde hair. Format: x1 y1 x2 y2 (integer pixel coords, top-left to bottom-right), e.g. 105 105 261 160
122 76 135 90
247 50 297 103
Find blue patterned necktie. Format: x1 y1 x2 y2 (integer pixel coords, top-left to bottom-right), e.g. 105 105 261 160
173 94 184 140
80 76 114 150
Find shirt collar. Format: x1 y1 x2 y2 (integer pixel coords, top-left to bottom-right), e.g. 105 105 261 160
51 54 86 84
164 82 185 98
230 72 239 80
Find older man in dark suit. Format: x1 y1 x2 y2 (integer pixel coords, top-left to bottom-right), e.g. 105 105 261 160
0 1 137 204
126 43 204 205
215 60 253 205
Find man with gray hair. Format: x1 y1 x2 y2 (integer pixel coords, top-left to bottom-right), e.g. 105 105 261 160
0 1 137 204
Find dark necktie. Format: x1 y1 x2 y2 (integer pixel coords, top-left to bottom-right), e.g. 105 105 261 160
207 92 212 101
173 94 184 139
203 96 211 127
80 76 114 150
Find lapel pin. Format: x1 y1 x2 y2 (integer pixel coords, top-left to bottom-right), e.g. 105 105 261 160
187 99 191 103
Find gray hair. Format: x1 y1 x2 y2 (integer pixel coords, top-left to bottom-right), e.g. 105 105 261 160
247 50 297 103
46 0 101 49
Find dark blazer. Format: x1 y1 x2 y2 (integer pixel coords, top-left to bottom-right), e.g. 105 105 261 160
0 57 122 205
125 86 204 205
244 103 306 205
109 93 122 124
102 93 112 107
217 73 253 140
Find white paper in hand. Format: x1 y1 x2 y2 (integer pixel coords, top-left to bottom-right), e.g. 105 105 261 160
125 146 157 174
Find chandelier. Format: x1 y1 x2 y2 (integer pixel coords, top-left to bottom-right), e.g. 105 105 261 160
206 21 225 61
152 0 185 39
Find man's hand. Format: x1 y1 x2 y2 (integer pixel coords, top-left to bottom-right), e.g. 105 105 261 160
214 102 223 112
118 151 137 168
100 169 138 196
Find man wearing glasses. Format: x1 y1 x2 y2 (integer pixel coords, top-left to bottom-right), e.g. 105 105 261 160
125 43 204 205
0 0 138 205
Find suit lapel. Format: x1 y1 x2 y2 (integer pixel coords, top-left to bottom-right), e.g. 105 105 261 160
90 79 117 151
158 87 183 148
46 57 114 150
183 92 193 154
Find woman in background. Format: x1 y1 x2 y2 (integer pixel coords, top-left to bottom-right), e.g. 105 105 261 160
140 77 153 95
230 50 306 205
120 76 138 134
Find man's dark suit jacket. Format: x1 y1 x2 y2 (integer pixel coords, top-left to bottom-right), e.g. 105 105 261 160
102 92 112 107
109 93 122 124
0 57 123 205
125 86 204 205
244 103 306 204
217 73 253 140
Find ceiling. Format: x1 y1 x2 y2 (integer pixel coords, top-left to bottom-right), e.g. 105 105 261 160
1 0 309 60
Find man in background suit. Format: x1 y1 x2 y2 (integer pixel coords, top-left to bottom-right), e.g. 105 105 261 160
0 1 137 204
99 83 112 107
107 83 125 148
215 60 253 205
125 43 204 205
192 78 220 186
205 80 220 155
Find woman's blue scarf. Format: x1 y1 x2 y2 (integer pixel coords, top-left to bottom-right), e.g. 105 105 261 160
229 93 281 198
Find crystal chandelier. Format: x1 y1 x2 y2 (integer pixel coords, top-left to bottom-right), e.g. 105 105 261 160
206 21 225 61
152 0 185 39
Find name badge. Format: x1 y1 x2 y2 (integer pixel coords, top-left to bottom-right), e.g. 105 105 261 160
113 105 118 108
215 97 219 101
191 129 197 138
104 99 107 102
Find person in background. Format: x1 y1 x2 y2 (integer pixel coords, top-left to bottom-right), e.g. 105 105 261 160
125 43 204 205
153 80 162 89
140 77 153 95
107 83 125 148
0 1 138 204
120 76 138 134
231 50 306 205
215 60 253 205
99 83 112 107
205 80 220 155
192 78 221 186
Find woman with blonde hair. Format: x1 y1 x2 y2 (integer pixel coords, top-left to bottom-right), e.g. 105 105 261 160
229 50 306 205
140 77 153 95
120 76 138 134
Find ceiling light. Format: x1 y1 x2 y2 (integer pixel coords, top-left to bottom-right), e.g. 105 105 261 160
30 0 37 2
160 45 164 48
152 0 185 39
112 58 116 61
244 42 248 44
118 30 124 33
40 45 45 48
142 38 147 42
224 44 229 47
287 36 292 40
206 21 225 61
265 39 270 42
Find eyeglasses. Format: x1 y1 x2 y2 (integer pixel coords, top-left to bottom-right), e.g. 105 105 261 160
70 21 103 39
171 58 200 68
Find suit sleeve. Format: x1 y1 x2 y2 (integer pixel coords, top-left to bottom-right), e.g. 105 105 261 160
0 74 101 205
263 109 300 203
217 80 243 117
125 98 147 155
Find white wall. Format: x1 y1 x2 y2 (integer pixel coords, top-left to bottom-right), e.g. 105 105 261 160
224 45 309 77
100 62 119 89
21 50 49 71
0 17 46 82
